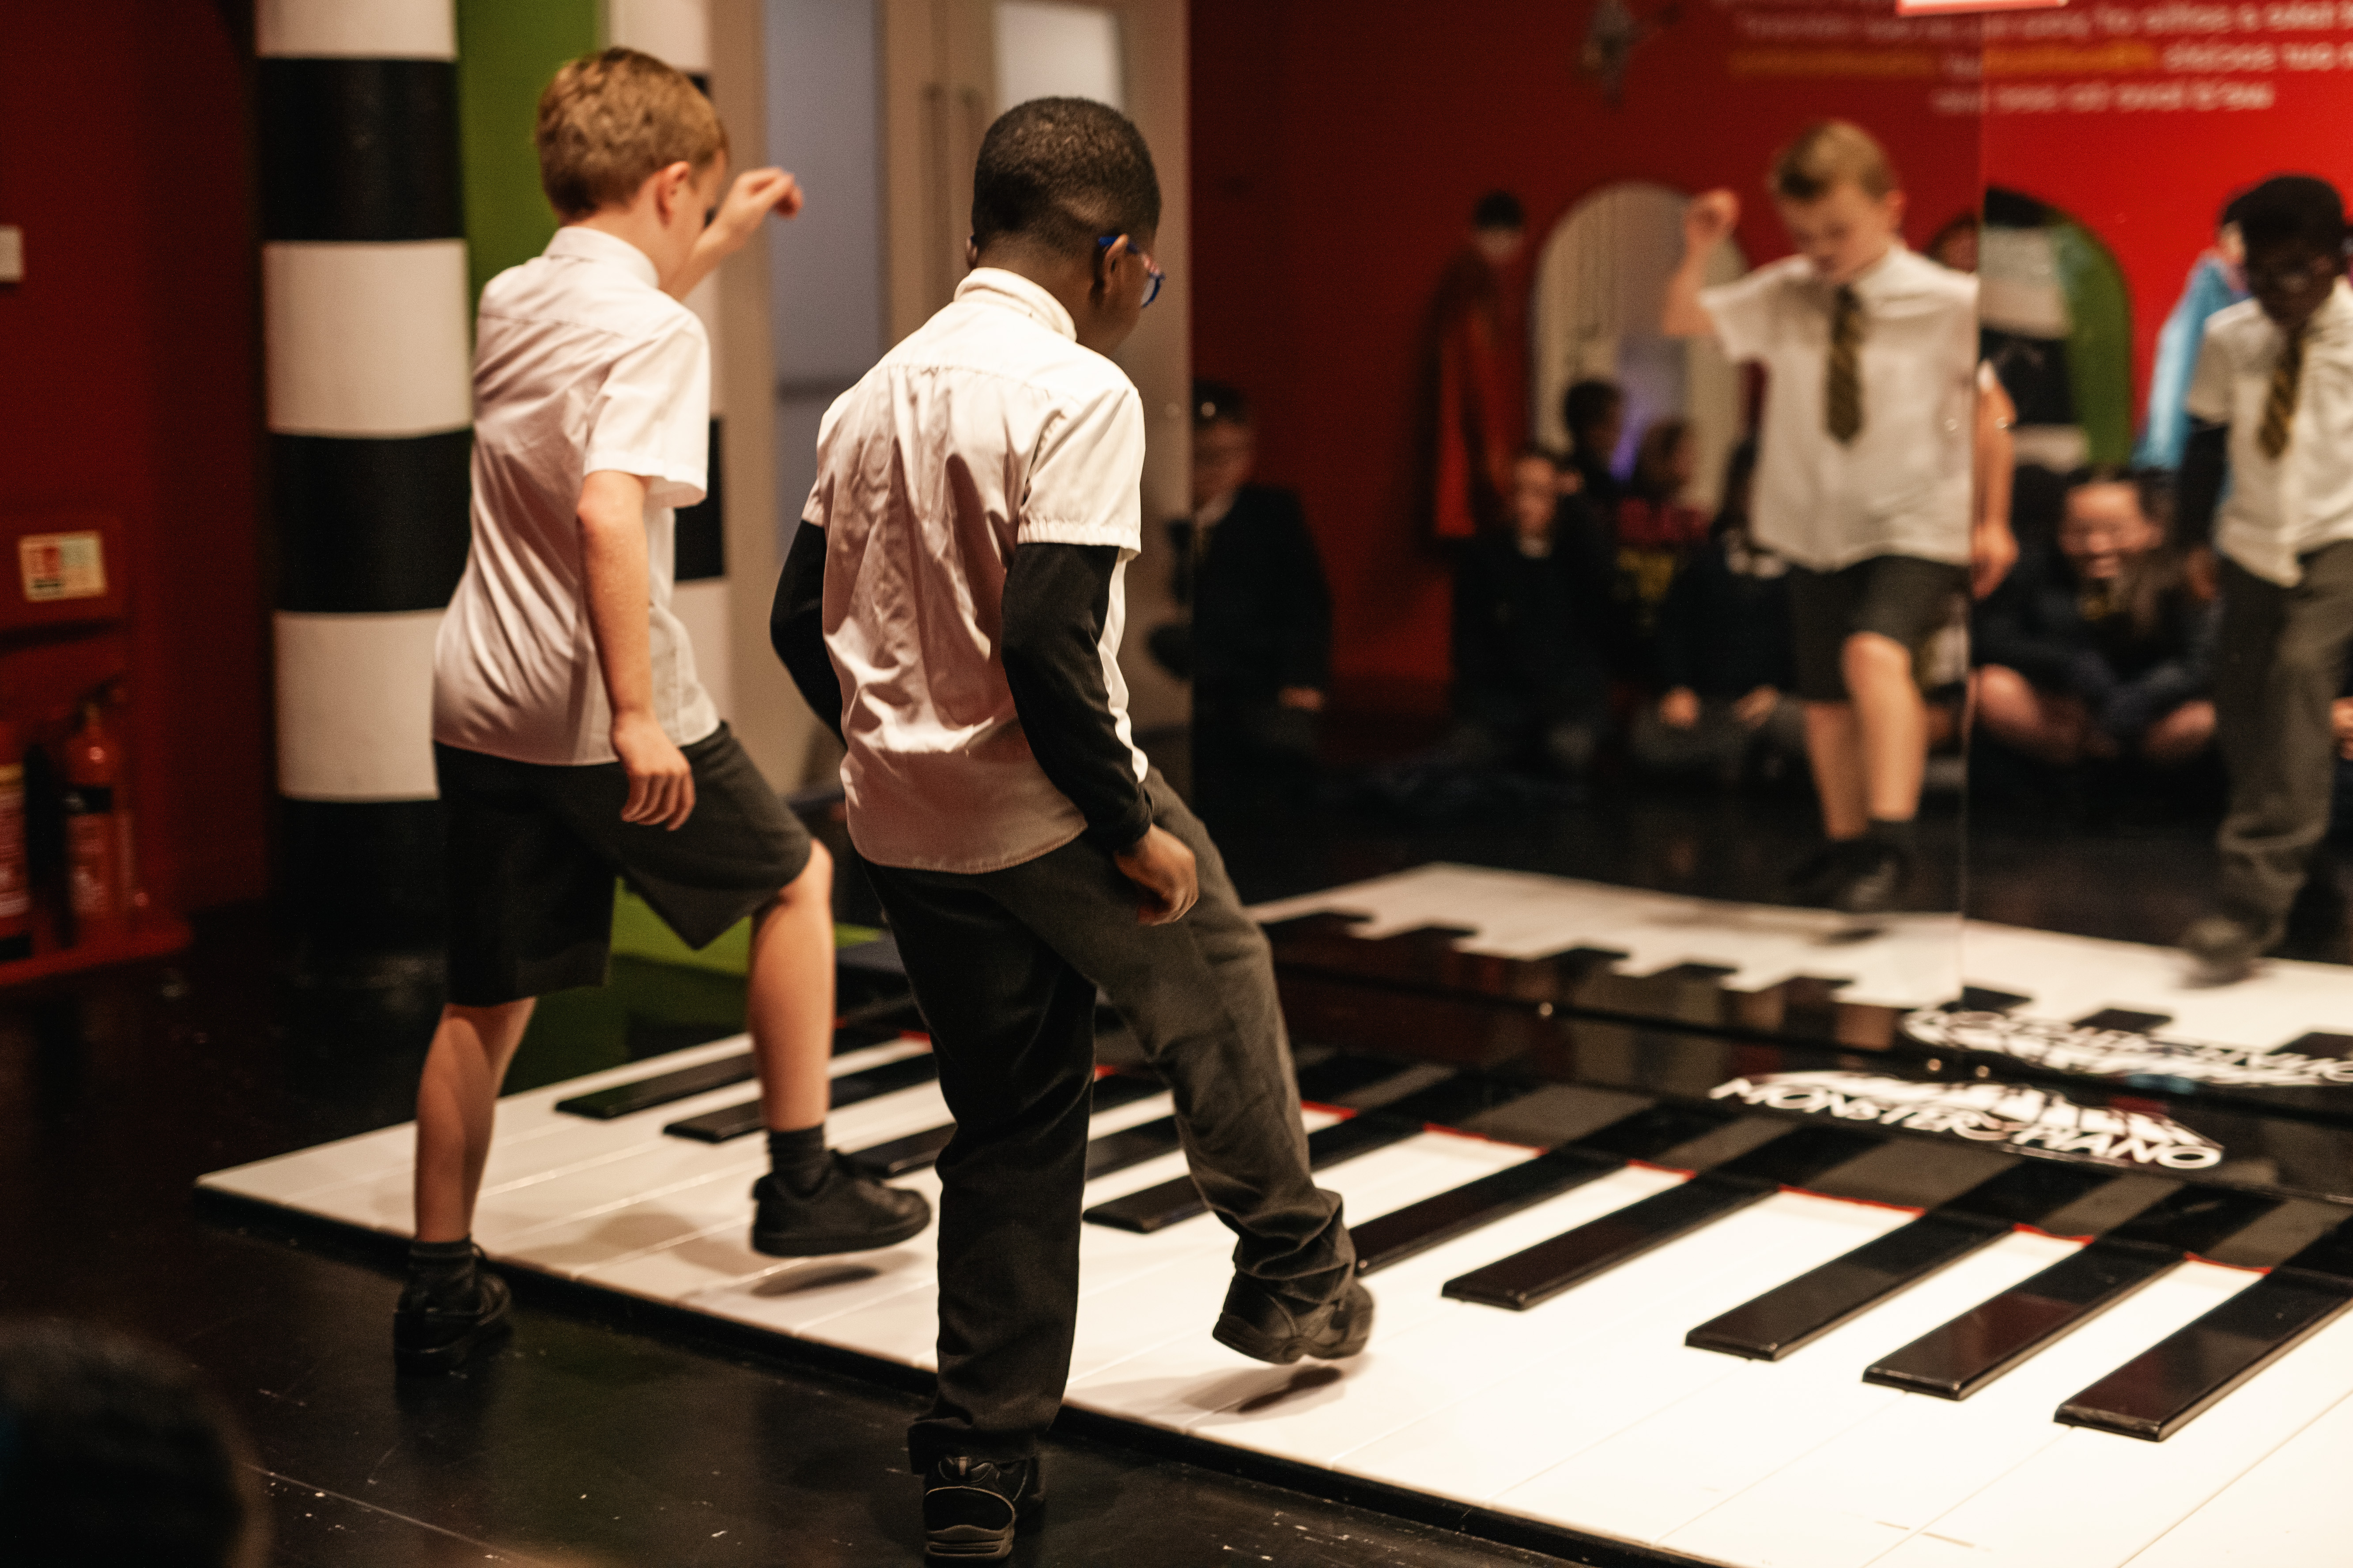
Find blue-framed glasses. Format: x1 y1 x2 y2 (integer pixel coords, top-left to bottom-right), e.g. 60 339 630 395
1097 235 1164 308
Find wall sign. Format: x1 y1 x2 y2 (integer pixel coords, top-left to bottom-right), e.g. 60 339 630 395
19 531 106 603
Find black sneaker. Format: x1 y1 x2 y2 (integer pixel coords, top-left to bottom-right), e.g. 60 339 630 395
922 1455 1042 1561
393 1253 512 1375
750 1153 931 1257
1830 841 1911 916
1786 842 1856 907
1212 1276 1375 1365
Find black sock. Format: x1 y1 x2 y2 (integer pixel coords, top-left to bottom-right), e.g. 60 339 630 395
405 1237 479 1309
1865 817 1918 855
768 1125 830 1196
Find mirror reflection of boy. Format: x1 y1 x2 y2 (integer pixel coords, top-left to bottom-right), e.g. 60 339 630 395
2176 176 2353 981
2139 189 2255 470
1664 120 2017 913
1973 467 2216 772
1147 381 1333 811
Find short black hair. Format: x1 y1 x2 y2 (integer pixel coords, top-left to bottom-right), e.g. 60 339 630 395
1193 379 1251 430
1473 189 1525 232
2066 464 2175 534
1563 379 1622 441
972 98 1160 255
2236 174 2345 260
0 1321 259 1567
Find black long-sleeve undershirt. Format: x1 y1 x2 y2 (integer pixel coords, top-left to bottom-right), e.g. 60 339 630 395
2176 421 2229 550
768 526 1152 853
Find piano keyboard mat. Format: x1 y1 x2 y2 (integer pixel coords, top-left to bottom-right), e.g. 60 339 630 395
1253 863 2353 1127
204 1015 2353 1567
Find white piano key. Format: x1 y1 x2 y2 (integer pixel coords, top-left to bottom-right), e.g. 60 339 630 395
1330 1191 1918 1508
1496 1220 2076 1546
2126 1380 2353 1568
1665 1256 2262 1568
1073 1160 1688 1440
1872 1281 2353 1568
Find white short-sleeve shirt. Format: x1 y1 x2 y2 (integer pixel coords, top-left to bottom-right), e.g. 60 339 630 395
804 268 1150 873
434 226 719 765
1701 246 1978 572
2185 282 2353 587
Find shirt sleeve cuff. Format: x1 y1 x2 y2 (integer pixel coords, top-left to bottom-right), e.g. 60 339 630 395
1018 518 1141 553
1084 789 1156 854
582 449 708 508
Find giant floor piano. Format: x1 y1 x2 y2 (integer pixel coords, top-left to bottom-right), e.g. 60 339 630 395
201 867 2353 1568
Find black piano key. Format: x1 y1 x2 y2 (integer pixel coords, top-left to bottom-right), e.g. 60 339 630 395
850 1122 955 1177
665 1052 940 1143
1443 1124 1885 1312
1952 986 2034 1013
1293 1051 1416 1106
1686 1163 2115 1361
557 1052 754 1119
1351 1102 1732 1277
2056 1216 2353 1441
849 1071 1170 1180
1864 1184 2281 1400
2073 1008 2174 1033
2277 1031 2353 1060
1083 1109 1425 1235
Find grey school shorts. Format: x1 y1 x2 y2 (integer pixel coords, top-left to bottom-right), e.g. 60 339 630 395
436 723 813 1006
1787 555 1970 703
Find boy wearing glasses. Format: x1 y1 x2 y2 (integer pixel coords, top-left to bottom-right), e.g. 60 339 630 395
2177 176 2353 981
770 98 1364 1560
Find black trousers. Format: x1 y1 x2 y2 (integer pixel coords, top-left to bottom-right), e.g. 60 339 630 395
865 771 1352 1469
2214 542 2353 930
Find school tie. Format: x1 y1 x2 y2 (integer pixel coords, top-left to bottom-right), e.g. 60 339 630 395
2259 321 2308 460
1826 286 1863 444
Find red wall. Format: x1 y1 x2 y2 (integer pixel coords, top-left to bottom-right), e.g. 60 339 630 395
0 0 269 911
1191 0 1982 711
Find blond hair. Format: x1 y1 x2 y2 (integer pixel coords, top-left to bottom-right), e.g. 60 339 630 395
536 47 727 220
1769 121 1896 203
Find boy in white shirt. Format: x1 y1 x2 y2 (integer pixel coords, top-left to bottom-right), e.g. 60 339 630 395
398 49 927 1376
773 98 1366 1561
2176 176 2353 980
1665 121 2016 912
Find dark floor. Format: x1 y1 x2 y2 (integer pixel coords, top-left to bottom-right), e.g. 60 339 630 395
8 750 2347 1567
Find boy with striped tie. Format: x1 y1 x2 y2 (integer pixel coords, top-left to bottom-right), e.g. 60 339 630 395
2176 176 2353 981
1664 121 2014 914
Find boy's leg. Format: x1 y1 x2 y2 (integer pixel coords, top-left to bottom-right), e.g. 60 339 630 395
1789 565 1870 842
746 841 836 1134
412 999 538 1242
2212 545 2353 939
865 865 1099 1473
1802 702 1869 839
981 775 1353 1311
1843 630 1928 818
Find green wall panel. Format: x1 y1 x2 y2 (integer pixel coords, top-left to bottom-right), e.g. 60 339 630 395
457 0 601 309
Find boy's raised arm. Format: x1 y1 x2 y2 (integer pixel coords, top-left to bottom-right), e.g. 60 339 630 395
1664 190 1739 339
579 469 696 829
665 166 804 302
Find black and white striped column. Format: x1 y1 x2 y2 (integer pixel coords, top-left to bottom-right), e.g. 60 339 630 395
612 0 733 721
260 0 471 959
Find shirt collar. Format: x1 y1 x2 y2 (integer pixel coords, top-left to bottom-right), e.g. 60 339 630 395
1844 242 1913 300
955 268 1078 341
543 225 661 290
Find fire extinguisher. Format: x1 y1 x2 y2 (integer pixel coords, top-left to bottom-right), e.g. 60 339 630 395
0 712 28 961
62 697 131 947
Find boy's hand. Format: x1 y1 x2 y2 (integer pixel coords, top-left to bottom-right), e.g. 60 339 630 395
707 168 804 255
1684 190 1739 254
1970 518 2019 599
613 710 696 830
1733 685 1781 727
1660 687 1702 729
1114 825 1198 926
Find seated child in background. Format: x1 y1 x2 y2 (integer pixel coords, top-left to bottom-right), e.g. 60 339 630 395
1607 418 1714 686
1563 378 1627 513
1632 441 1808 784
1446 448 1609 777
1148 380 1333 803
1974 467 2216 769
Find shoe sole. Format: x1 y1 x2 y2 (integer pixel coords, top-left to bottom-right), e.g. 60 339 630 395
751 1207 929 1258
924 1494 1042 1560
393 1314 511 1376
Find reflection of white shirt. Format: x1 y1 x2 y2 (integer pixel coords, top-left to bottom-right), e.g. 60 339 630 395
2186 281 2353 586
434 227 718 764
1701 246 1977 572
804 269 1149 874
